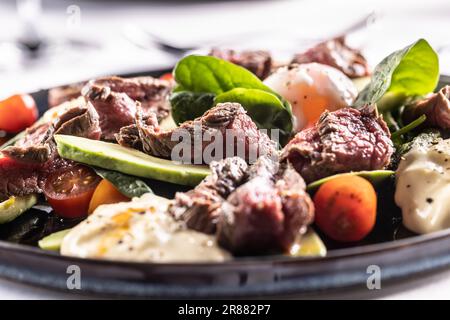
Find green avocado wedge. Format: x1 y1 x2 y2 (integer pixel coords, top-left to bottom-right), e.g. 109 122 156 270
288 228 327 258
306 170 395 193
0 194 38 224
38 229 71 251
55 135 210 186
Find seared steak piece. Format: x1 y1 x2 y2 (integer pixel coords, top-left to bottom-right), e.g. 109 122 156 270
403 86 450 129
0 103 101 197
0 153 77 197
135 102 276 164
53 103 101 140
2 123 55 163
281 105 393 183
210 48 273 79
217 156 314 254
83 84 137 141
87 76 172 121
170 156 314 255
0 157 42 196
115 124 143 151
2 103 101 164
291 38 370 79
48 82 85 107
169 157 248 234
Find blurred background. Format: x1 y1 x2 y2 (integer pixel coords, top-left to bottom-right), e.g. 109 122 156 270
0 0 449 97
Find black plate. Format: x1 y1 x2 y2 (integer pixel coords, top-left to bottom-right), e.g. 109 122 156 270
0 71 449 299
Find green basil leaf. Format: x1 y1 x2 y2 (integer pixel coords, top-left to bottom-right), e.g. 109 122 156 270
170 91 216 124
214 88 293 137
93 168 153 198
174 55 276 95
355 39 439 109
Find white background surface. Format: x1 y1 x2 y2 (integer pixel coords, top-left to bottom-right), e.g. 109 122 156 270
0 0 449 299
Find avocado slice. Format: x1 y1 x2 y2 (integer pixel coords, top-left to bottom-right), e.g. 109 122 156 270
288 228 327 257
38 229 71 251
55 135 210 186
0 194 38 224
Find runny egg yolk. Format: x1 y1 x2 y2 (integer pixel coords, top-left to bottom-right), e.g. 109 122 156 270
264 63 358 130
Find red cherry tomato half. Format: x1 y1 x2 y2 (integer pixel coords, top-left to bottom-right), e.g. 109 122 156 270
160 73 174 81
0 94 39 133
43 165 101 219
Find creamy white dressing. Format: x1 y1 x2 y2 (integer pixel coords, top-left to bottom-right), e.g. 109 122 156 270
395 139 450 234
61 193 230 262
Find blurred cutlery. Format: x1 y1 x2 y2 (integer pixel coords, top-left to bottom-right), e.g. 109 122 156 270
123 11 378 55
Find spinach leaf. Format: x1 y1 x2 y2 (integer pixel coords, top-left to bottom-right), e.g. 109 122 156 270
354 39 439 109
215 88 293 136
174 55 276 95
93 168 153 198
170 91 216 124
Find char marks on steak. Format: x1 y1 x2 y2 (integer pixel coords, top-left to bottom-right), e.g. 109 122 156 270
210 48 273 79
0 157 42 196
0 152 77 197
217 156 314 254
134 102 277 164
53 102 101 140
2 102 101 164
2 123 55 163
115 124 143 151
281 105 393 183
87 76 172 121
291 38 370 79
403 86 450 129
83 84 137 141
169 157 248 234
169 156 314 255
0 103 101 197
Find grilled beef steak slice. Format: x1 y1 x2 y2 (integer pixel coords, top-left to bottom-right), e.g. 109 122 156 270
403 86 450 129
116 124 143 151
169 157 248 234
281 105 393 183
53 103 101 140
83 84 137 141
2 123 55 163
0 103 101 197
291 38 370 79
210 48 273 79
136 102 276 163
170 156 314 255
0 157 42 196
0 153 78 197
3 102 101 164
48 82 85 107
88 76 172 121
217 156 314 255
